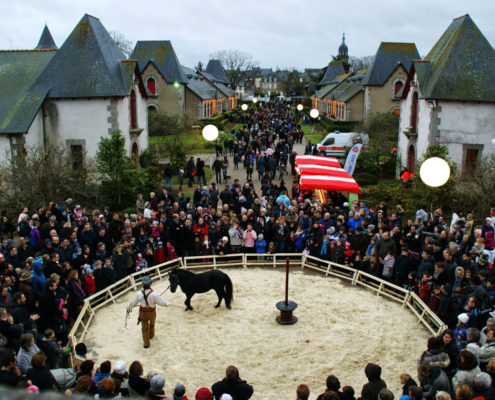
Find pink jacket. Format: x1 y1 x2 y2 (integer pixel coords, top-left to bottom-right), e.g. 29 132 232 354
243 229 257 247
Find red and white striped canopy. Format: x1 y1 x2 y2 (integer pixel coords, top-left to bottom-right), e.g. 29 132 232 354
297 164 351 178
295 155 340 168
300 175 361 194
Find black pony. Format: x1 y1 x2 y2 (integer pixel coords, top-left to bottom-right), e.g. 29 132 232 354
169 269 233 311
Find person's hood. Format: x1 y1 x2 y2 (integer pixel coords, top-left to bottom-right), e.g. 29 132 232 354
365 363 382 381
32 260 43 274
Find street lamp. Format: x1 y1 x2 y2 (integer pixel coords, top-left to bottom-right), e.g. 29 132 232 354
241 104 248 111
419 157 451 187
310 108 319 133
297 104 303 111
252 97 258 104
202 124 219 142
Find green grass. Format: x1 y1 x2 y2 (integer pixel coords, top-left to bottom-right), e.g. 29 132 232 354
149 134 216 154
301 124 327 144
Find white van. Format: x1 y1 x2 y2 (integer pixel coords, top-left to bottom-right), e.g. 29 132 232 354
316 131 368 157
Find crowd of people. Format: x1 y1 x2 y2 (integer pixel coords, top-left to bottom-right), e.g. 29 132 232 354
0 101 494 399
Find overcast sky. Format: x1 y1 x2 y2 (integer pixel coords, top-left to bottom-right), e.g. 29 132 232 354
1 0 494 70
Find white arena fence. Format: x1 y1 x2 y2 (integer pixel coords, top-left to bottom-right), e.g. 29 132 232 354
67 253 446 366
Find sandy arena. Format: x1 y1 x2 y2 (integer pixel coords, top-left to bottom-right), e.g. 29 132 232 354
85 268 429 399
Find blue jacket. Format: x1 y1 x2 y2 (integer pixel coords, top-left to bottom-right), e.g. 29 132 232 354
31 260 46 298
255 240 266 253
347 217 363 231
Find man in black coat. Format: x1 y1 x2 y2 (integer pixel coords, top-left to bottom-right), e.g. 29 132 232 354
38 279 65 337
212 365 253 400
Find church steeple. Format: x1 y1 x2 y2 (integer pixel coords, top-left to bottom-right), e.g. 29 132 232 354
35 25 57 49
338 33 348 63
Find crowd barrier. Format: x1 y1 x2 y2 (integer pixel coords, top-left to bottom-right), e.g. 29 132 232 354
67 254 446 366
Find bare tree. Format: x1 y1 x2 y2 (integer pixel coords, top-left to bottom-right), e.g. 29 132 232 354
349 55 374 72
209 49 259 90
456 155 495 220
0 146 98 215
110 30 134 58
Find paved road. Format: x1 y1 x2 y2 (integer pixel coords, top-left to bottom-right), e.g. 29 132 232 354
188 139 307 194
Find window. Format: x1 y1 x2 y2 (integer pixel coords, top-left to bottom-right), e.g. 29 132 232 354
464 148 479 174
323 138 335 145
407 145 415 172
130 90 137 129
71 144 83 170
394 80 404 96
410 92 418 132
148 104 157 113
146 78 156 95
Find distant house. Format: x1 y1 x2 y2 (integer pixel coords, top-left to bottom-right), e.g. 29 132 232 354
198 64 237 112
182 66 223 119
314 70 367 121
131 41 189 115
362 42 419 117
398 14 495 173
205 60 230 85
0 14 148 162
312 39 419 123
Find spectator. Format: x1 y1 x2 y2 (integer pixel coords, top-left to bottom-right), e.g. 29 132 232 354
16 333 40 374
359 363 386 400
211 365 253 400
26 351 56 391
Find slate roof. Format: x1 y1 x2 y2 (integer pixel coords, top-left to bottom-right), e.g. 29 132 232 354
332 71 367 102
34 14 135 98
182 66 218 100
363 42 419 86
35 25 57 49
205 60 229 84
131 41 188 84
0 50 56 134
314 72 351 99
416 14 495 102
199 71 235 98
319 60 346 86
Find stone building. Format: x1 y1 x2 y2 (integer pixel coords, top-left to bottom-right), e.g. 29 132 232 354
398 14 495 173
0 14 148 162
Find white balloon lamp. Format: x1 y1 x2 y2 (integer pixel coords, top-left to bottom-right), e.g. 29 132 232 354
202 124 219 142
297 104 303 111
241 104 248 111
492 138 495 147
252 98 258 104
310 108 319 119
419 157 450 187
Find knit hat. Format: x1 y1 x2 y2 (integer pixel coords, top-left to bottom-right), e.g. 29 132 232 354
458 313 469 324
114 360 127 375
150 375 165 393
173 384 186 399
26 385 39 393
258 234 264 240
195 387 213 400
475 372 492 388
222 236 229 242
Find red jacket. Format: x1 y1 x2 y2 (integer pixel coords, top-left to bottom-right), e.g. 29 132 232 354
83 275 96 295
155 248 167 264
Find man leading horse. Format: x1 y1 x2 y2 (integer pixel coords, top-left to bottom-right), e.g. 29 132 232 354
127 277 171 349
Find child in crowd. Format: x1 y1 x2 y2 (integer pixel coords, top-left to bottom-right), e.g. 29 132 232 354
382 250 395 281
166 241 177 260
154 241 166 265
83 265 96 295
418 272 433 301
256 234 266 260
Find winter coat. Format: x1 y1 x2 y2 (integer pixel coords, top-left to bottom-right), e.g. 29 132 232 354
255 240 266 254
359 363 387 400
242 229 257 248
17 344 40 374
480 340 495 363
212 378 254 400
417 349 450 370
419 367 451 400
452 365 481 390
